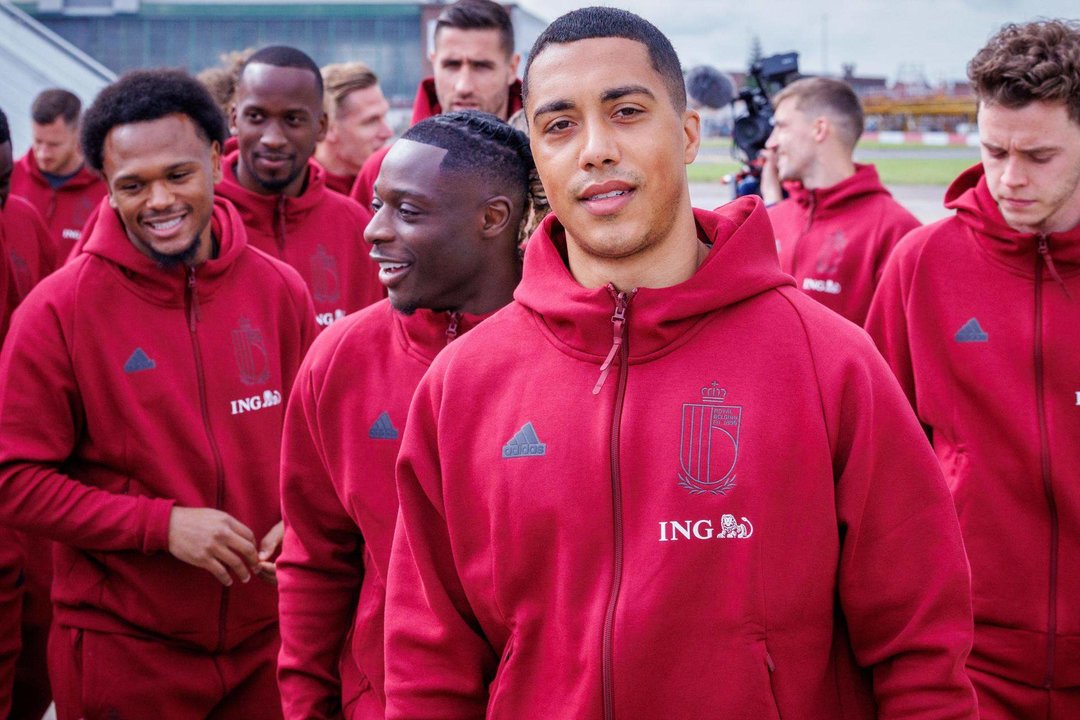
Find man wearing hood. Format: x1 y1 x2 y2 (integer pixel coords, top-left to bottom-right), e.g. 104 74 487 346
762 77 920 326
217 45 384 330
384 7 977 719
0 69 317 719
867 19 1080 718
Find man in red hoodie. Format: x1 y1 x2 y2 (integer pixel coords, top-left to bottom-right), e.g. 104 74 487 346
350 0 522 210
314 62 394 196
10 89 107 259
217 45 383 330
277 110 532 720
761 77 920 326
0 68 317 719
866 20 1080 719
384 7 977 720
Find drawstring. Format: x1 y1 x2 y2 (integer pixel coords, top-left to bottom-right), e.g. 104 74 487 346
446 312 461 341
592 288 633 395
1037 236 1072 300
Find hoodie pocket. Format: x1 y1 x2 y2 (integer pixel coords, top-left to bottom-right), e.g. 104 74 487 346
485 635 516 720
764 648 783 720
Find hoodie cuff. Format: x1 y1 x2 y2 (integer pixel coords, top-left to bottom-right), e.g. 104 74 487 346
141 497 176 554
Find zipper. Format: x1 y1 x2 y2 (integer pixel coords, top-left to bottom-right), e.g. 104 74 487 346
600 286 634 720
275 195 287 253
1034 238 1058 688
790 191 817 278
186 266 231 651
46 191 58 223
445 312 461 342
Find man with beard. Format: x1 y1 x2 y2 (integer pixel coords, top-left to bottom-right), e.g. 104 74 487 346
277 110 531 720
217 46 383 330
10 89 107 258
867 20 1080 719
0 69 317 719
383 8 977 719
350 0 522 210
315 62 394 196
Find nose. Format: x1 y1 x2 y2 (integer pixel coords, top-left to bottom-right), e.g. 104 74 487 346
377 120 393 143
261 120 286 148
454 66 476 97
147 181 175 210
364 198 393 246
765 128 779 151
579 117 620 170
999 155 1027 188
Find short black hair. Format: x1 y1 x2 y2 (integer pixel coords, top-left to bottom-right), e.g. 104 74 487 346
0 108 10 145
523 7 686 112
32 88 81 125
435 0 515 56
402 110 533 210
240 45 324 98
80 69 228 172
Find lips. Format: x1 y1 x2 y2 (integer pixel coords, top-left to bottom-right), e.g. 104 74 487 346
579 180 636 216
142 212 188 239
254 153 294 172
370 253 413 288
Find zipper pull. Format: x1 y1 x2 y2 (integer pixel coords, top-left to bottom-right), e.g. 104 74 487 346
592 289 630 395
187 266 200 331
446 312 461 342
1037 236 1072 300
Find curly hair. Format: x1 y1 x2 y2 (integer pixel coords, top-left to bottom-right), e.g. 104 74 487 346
81 69 228 172
402 110 541 247
968 19 1080 124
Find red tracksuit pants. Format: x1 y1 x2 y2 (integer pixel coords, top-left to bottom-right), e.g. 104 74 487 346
49 622 283 720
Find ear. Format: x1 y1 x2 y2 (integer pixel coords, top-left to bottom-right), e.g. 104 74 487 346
682 108 702 165
481 195 514 238
508 52 522 80
210 140 223 184
229 104 238 136
812 116 829 144
316 110 329 143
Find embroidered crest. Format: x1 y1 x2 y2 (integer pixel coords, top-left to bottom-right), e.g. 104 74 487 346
814 230 848 275
232 317 271 386
310 245 341 303
678 382 742 496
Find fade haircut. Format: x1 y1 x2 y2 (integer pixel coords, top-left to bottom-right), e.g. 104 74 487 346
80 69 228 173
773 77 864 150
969 19 1080 125
32 89 81 126
434 0 514 57
241 45 324 98
321 62 379 117
523 7 686 112
0 108 9 145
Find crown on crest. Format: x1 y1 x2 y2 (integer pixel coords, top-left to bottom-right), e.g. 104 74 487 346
701 382 727 404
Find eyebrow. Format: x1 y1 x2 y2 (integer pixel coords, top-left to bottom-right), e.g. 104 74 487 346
532 85 657 123
982 141 1059 154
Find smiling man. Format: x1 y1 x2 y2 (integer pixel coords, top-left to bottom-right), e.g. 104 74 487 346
277 110 529 720
867 19 1080 719
0 69 317 719
350 0 522 210
217 46 383 330
383 7 977 720
10 89 107 258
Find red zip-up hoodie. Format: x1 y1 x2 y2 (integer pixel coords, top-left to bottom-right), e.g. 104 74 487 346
866 164 1080 690
216 151 384 329
10 150 107 259
767 163 920 326
1 194 59 299
0 197 317 651
278 301 491 720
349 78 525 211
386 199 977 719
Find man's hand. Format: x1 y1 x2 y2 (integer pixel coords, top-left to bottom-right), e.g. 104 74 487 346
256 520 284 584
167 507 260 586
759 147 784 205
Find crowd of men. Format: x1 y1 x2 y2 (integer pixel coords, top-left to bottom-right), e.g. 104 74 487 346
0 1 1077 718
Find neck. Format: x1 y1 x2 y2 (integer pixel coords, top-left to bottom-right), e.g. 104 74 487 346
801 153 855 191
314 144 357 178
455 247 521 315
567 198 704 291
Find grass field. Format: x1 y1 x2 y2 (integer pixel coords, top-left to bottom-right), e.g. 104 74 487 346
690 138 978 186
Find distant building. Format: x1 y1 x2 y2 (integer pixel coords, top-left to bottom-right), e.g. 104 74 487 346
12 0 547 105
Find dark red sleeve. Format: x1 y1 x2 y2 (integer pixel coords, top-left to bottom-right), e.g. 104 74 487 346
0 527 23 719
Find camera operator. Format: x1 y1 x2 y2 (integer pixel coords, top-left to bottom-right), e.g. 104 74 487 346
762 77 919 326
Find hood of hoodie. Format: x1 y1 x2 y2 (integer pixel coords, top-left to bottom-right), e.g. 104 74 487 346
216 150 328 242
514 197 793 361
782 163 892 221
82 195 248 305
18 149 103 192
945 163 1080 274
410 76 525 125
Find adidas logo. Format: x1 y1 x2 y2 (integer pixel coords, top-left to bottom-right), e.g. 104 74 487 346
955 318 988 343
124 348 156 373
369 411 399 440
502 422 547 458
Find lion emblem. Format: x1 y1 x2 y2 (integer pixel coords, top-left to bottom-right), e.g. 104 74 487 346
719 514 753 538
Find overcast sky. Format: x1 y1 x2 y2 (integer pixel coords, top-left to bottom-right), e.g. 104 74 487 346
516 1 1077 83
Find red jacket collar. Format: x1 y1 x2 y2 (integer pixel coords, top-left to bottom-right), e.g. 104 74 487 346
216 150 329 236
784 163 891 218
410 76 525 124
17 149 102 191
